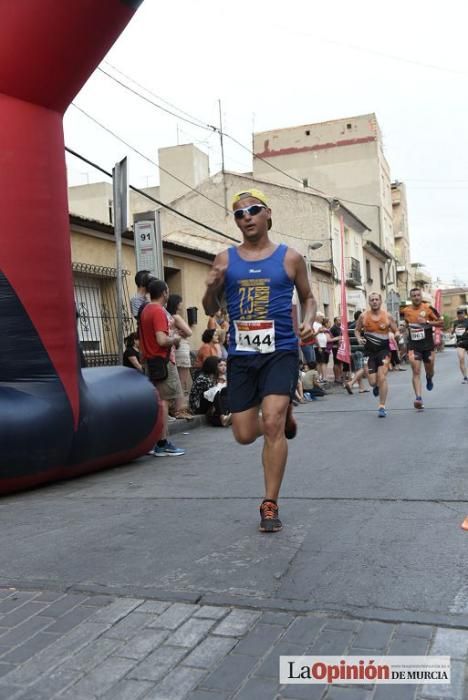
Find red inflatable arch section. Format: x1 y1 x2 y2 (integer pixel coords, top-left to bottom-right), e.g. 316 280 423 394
0 0 162 494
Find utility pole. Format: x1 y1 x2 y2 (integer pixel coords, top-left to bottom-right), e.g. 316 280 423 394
218 99 228 218
112 157 128 365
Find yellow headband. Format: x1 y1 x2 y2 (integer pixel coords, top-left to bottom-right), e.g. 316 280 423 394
231 188 268 209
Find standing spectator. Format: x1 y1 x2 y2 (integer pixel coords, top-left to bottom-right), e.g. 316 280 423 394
166 294 193 395
389 331 405 371
344 310 369 394
313 313 331 381
123 333 143 372
130 269 153 319
194 329 221 369
207 308 229 334
139 279 185 457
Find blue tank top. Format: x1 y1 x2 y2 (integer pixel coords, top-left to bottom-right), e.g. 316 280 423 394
225 244 298 356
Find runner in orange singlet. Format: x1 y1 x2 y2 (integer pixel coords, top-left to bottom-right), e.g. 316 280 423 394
400 288 444 409
355 293 399 418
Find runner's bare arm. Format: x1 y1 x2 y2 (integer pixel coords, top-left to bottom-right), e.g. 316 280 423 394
202 250 229 316
429 307 445 327
289 251 316 340
355 315 365 345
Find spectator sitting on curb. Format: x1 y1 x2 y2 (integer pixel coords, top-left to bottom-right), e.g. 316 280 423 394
194 329 221 369
123 333 143 372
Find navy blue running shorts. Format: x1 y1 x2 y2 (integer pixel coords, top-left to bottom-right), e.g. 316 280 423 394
227 350 299 413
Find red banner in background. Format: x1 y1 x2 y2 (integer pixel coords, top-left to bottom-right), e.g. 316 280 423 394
434 288 442 346
337 215 351 364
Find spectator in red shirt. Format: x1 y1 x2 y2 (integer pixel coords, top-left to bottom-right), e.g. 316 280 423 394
139 279 185 457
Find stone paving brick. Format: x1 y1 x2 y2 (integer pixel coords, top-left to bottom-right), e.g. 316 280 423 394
61 655 136 698
261 611 295 626
200 652 258 691
0 592 37 615
428 628 468 660
213 609 262 637
186 691 230 700
9 689 51 700
42 603 96 634
18 667 83 698
0 688 23 700
90 598 143 625
182 635 238 669
0 631 58 664
34 593 89 618
166 618 215 648
67 636 124 671
349 622 394 652
193 605 230 620
135 600 172 615
282 617 324 646
419 658 466 699
0 615 54 647
395 624 434 640
144 666 207 700
234 676 280 699
387 635 430 655
103 611 154 640
0 601 49 627
233 623 285 657
310 628 356 655
254 641 304 680
1 620 111 685
0 662 14 679
148 603 200 630
323 686 373 699
101 678 154 700
323 619 362 633
82 595 114 607
373 684 418 700
33 591 65 603
281 681 326 699
116 628 170 660
129 645 188 682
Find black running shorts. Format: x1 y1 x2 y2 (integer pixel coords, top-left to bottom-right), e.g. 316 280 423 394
366 348 391 374
408 347 434 363
227 350 299 413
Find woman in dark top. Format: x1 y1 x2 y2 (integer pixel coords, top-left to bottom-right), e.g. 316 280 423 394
189 356 220 414
123 333 143 372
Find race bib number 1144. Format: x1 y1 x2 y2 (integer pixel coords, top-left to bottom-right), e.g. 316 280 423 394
234 320 275 353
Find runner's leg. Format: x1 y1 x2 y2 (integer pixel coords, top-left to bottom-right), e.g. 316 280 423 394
424 350 436 390
377 361 389 406
231 406 262 445
456 347 466 378
409 353 422 398
260 394 290 502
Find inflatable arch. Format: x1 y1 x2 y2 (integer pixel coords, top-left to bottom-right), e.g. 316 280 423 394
0 0 162 495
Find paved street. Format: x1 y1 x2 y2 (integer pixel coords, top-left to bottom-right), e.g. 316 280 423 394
0 350 467 699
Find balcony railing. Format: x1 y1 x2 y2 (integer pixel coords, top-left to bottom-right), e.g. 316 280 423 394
345 257 361 286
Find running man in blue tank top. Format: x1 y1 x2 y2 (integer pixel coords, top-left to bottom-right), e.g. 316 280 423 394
203 189 317 532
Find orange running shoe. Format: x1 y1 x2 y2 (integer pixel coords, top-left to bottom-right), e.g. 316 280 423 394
461 517 468 531
259 499 282 533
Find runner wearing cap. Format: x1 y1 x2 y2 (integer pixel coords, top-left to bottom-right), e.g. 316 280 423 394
203 188 316 532
400 288 444 409
355 293 399 417
452 309 468 384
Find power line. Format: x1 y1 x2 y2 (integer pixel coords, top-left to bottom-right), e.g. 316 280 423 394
96 63 380 210
71 103 301 244
71 103 229 215
65 146 240 243
267 24 468 78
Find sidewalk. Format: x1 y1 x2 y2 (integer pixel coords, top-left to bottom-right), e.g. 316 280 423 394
0 585 466 700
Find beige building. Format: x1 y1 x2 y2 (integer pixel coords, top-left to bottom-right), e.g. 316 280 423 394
252 113 396 267
440 287 468 321
391 181 414 303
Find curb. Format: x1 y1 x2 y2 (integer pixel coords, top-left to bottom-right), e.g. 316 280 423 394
168 414 206 435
